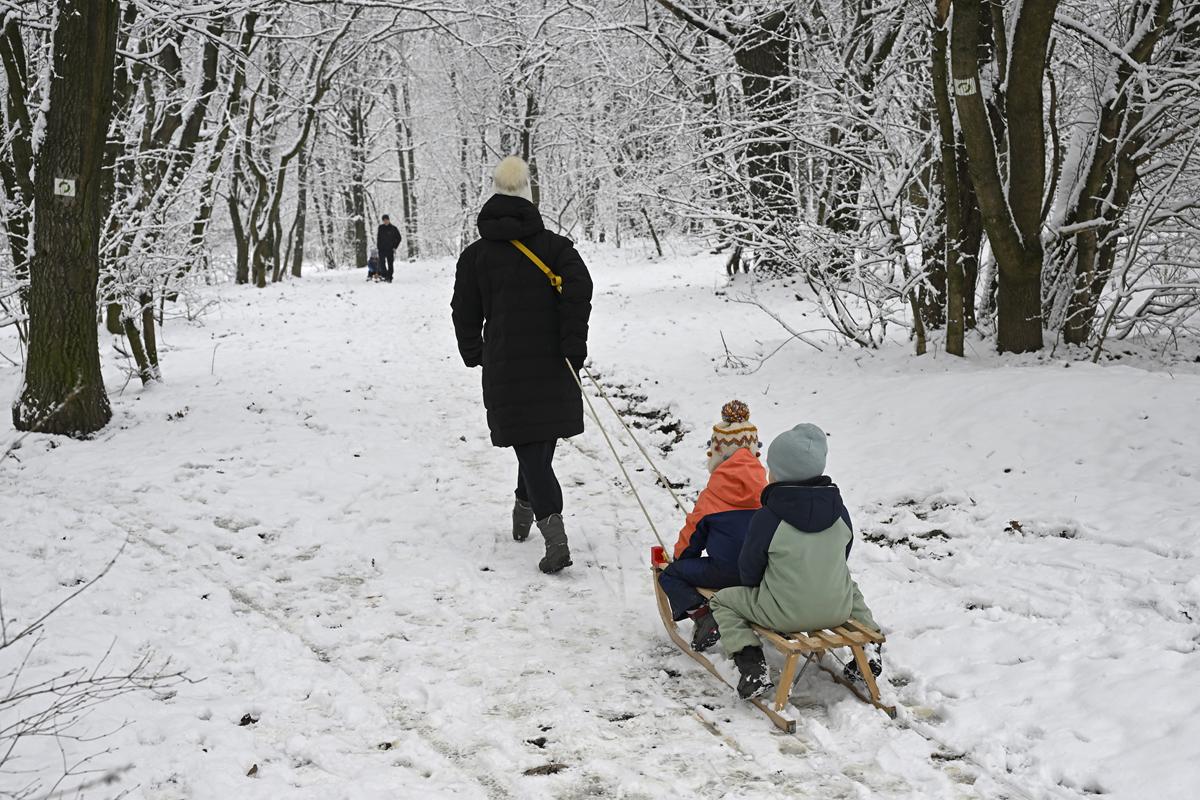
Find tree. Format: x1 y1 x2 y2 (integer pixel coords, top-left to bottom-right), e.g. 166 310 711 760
12 0 120 436
1047 0 1191 345
654 3 797 254
99 11 227 383
951 0 1058 353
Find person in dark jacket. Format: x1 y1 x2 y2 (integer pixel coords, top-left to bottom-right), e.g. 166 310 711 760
451 156 593 574
376 215 402 282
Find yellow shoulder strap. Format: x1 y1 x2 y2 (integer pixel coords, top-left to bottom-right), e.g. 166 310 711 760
510 240 563 294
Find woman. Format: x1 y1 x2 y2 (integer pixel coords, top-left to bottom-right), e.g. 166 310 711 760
451 157 593 574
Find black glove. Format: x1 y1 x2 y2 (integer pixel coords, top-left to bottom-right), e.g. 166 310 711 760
567 353 585 373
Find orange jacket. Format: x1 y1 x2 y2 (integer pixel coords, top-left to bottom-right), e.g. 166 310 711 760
673 448 767 559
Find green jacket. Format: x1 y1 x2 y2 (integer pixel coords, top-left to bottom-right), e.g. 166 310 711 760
734 478 877 633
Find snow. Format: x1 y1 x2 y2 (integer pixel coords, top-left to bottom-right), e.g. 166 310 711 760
2 244 1199 799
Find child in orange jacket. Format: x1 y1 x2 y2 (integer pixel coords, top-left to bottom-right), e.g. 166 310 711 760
657 401 767 651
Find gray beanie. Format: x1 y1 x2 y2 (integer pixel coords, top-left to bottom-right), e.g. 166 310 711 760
767 423 828 482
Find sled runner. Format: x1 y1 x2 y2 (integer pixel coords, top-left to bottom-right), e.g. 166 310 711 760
652 553 895 732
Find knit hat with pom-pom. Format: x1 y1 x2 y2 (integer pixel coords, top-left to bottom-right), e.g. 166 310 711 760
492 156 534 202
706 400 761 473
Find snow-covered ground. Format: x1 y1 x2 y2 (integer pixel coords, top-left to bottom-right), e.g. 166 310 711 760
2 243 1199 800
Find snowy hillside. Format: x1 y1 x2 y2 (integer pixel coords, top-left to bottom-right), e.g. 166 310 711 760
2 246 1199 800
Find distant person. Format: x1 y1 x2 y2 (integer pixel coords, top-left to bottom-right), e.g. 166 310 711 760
451 156 593 574
366 246 383 282
658 400 765 652
710 423 882 700
376 214 402 283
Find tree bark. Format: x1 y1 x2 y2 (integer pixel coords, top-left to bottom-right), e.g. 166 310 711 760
291 142 311 278
346 91 368 270
931 5 964 356
654 2 796 268
389 80 420 259
313 155 339 270
951 0 1055 353
730 11 794 217
122 313 152 386
958 142 984 329
140 294 158 378
13 0 119 436
0 15 36 302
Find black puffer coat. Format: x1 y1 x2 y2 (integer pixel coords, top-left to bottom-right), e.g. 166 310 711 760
451 194 593 447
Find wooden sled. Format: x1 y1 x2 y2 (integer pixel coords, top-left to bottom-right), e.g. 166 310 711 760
652 561 895 733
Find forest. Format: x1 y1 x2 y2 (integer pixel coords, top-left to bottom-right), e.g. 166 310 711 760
2 0 1198 437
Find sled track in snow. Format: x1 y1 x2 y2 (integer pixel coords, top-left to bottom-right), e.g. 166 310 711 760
131 528 516 800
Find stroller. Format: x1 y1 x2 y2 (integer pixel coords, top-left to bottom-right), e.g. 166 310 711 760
366 247 382 282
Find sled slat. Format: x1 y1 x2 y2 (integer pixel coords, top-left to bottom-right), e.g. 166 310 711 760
809 629 845 648
845 619 886 643
831 625 870 645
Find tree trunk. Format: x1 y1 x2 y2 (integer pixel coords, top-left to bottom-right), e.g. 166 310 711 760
1060 0 1174 344
13 0 119 436
958 142 984 330
291 143 310 278
520 66 543 207
252 236 269 289
641 207 663 257
654 3 796 265
0 16 35 303
122 313 152 386
314 155 339 270
997 261 1044 352
230 191 250 284
346 93 368 270
139 292 159 381
731 12 794 218
183 13 257 283
931 7 965 356
951 0 1055 353
401 107 418 258
389 80 420 260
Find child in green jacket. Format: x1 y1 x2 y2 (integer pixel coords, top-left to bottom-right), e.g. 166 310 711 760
710 423 881 700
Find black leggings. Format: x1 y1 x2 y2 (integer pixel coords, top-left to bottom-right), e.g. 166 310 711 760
513 440 562 520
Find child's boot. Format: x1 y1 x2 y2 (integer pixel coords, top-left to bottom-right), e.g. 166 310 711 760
536 514 572 574
733 646 772 699
512 498 534 542
688 605 720 652
843 642 884 682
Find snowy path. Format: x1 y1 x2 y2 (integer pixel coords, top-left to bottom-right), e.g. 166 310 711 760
3 247 1199 799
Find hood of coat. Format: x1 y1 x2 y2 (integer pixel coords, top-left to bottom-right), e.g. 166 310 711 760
477 193 544 241
761 477 845 533
706 448 767 509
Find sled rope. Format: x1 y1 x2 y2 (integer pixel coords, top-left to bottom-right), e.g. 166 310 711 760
566 359 669 554
579 366 690 519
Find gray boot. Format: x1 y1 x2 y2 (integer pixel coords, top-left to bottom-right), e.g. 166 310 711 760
536 514 572 574
512 498 534 542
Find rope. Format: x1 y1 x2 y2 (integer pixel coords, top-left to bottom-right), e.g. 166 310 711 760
565 359 671 555
580 365 692 518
